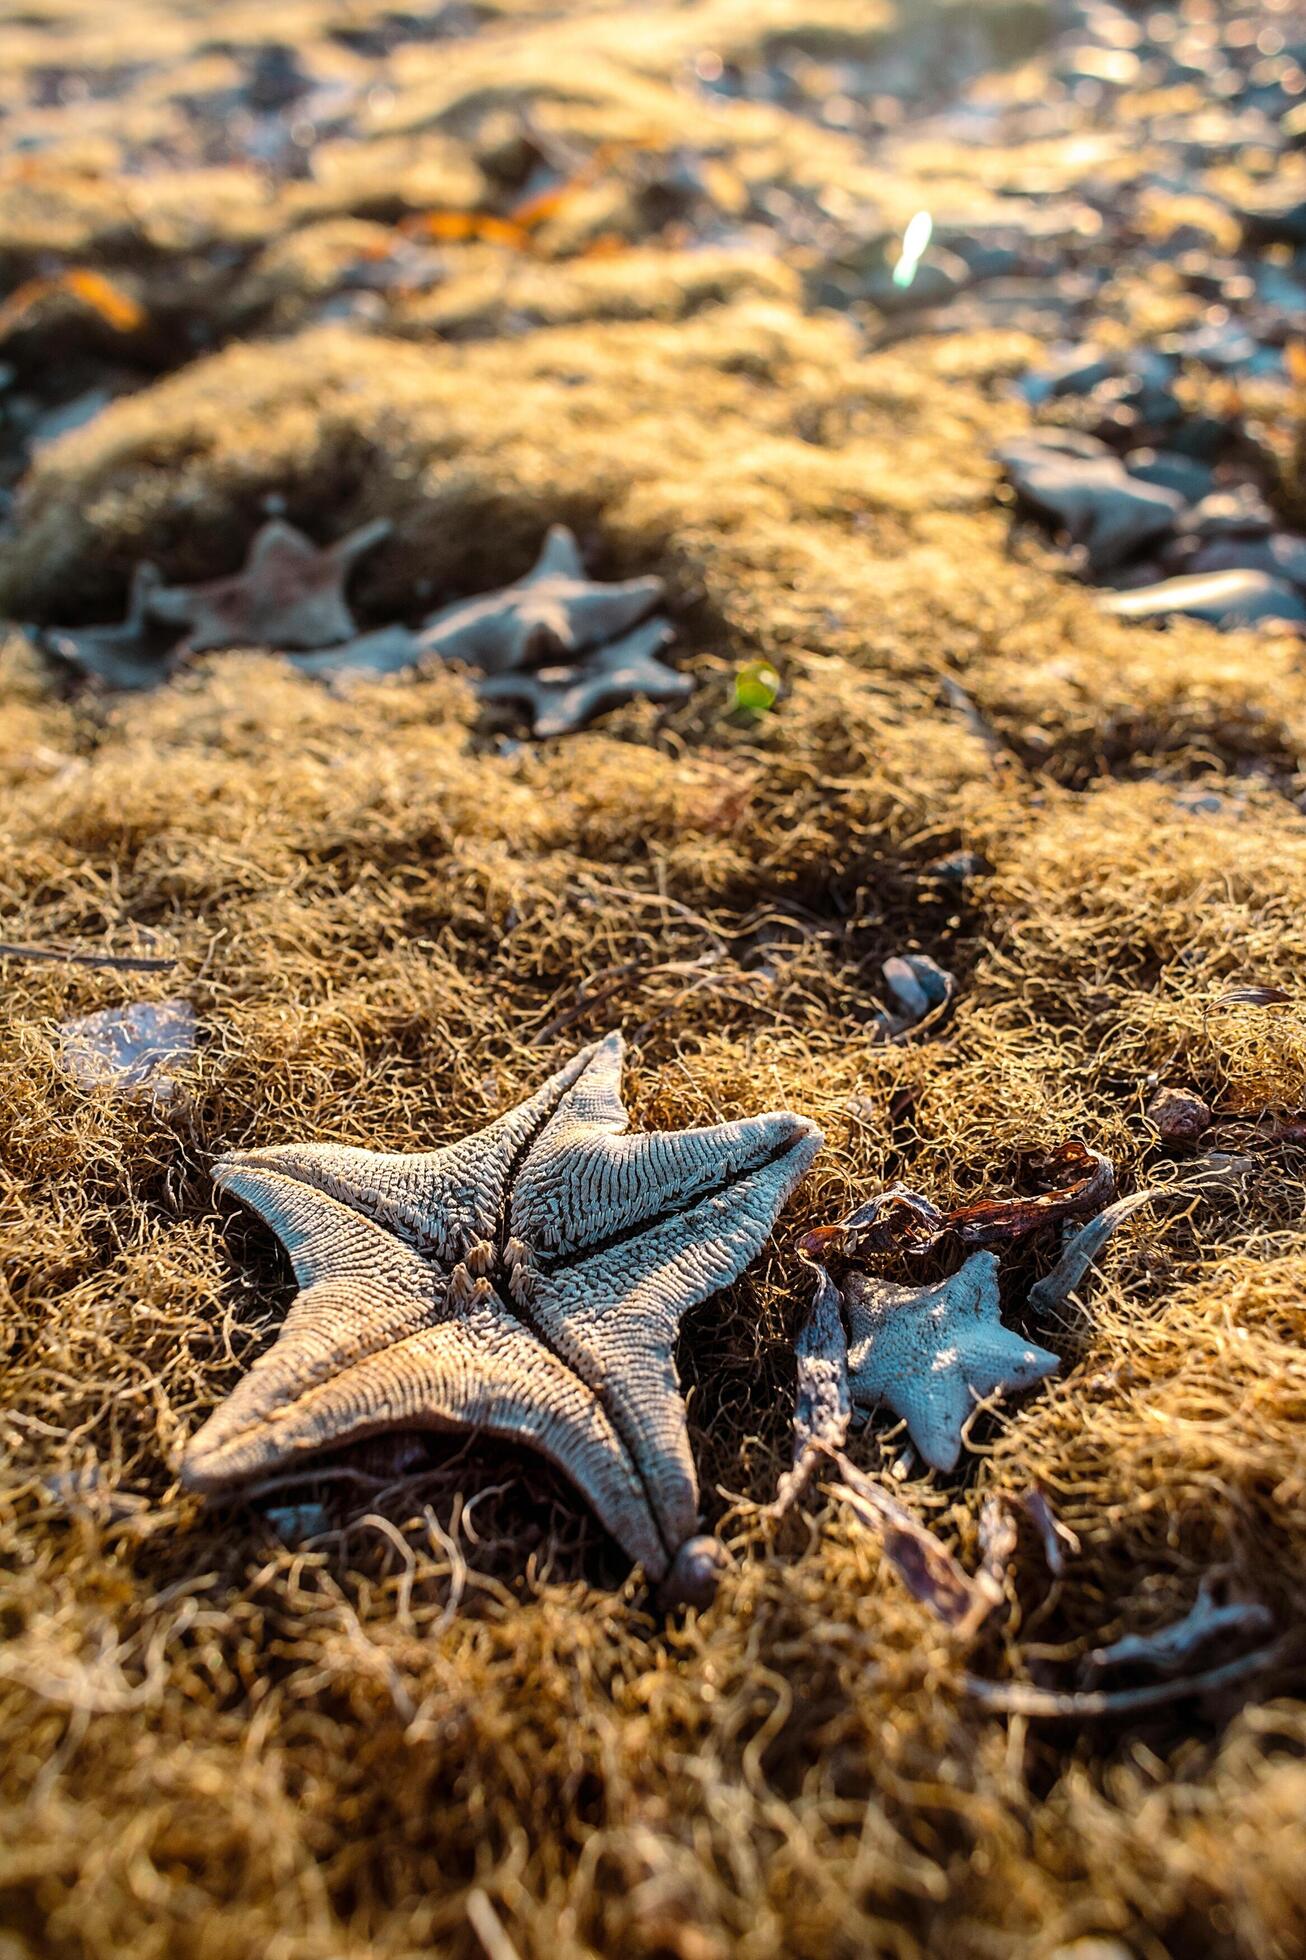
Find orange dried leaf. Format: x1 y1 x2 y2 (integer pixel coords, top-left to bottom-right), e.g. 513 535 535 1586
62 268 145 332
0 267 144 341
416 210 532 250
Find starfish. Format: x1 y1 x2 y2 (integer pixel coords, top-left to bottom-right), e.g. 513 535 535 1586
477 617 692 735
845 1251 1059 1473
182 1031 821 1603
38 563 169 691
148 517 391 652
414 525 665 676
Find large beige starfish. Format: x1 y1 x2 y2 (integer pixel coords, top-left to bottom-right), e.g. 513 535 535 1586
183 1032 821 1603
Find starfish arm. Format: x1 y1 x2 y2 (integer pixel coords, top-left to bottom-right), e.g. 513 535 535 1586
326 516 392 570
958 1325 1060 1399
517 1113 821 1258
478 620 687 735
41 625 164 691
248 521 317 571
211 1038 617 1256
950 1250 1004 1318
529 1121 822 1553
288 624 419 678
184 1286 667 1571
562 578 665 650
413 594 535 675
512 1028 820 1256
189 1161 668 1567
528 525 587 581
850 1336 976 1474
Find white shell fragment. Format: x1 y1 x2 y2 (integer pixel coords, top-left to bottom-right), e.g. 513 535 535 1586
60 996 198 1100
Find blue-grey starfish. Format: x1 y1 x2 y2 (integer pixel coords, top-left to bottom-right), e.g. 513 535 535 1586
38 563 168 691
182 1032 821 1603
477 616 692 735
413 524 665 676
845 1252 1059 1473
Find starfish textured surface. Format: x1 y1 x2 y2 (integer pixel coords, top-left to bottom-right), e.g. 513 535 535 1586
416 524 665 676
183 1031 821 1598
149 517 391 652
477 616 692 735
845 1250 1059 1473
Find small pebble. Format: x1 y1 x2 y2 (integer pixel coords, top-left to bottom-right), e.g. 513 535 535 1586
1146 1085 1213 1146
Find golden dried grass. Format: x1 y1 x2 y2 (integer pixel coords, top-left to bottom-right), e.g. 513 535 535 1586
2 0 1306 1955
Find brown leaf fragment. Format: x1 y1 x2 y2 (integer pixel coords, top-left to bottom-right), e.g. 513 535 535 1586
802 1142 1114 1267
771 1262 849 1517
831 1450 995 1634
0 267 144 343
1081 1578 1274 1683
1213 985 1292 1008
1019 1487 1080 1577
949 1139 1115 1249
798 1184 944 1265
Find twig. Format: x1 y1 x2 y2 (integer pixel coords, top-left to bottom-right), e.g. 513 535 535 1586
0 941 177 972
964 1639 1287 1720
466 1890 522 1960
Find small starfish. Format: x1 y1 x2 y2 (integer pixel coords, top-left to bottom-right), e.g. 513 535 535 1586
38 563 169 691
182 1031 821 1603
478 616 692 735
845 1251 1058 1473
415 525 665 676
149 517 391 652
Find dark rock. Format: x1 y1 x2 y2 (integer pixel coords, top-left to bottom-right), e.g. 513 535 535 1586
1018 342 1117 406
998 441 1185 570
1178 486 1276 538
1237 189 1306 248
861 246 971 313
1165 415 1231 461
1126 450 1214 503
1101 568 1306 629
1183 533 1306 591
1169 319 1261 369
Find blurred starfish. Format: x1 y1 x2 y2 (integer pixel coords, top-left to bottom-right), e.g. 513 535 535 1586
478 616 691 735
38 563 168 690
845 1251 1059 1472
183 1031 821 1603
416 524 664 675
150 516 391 652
